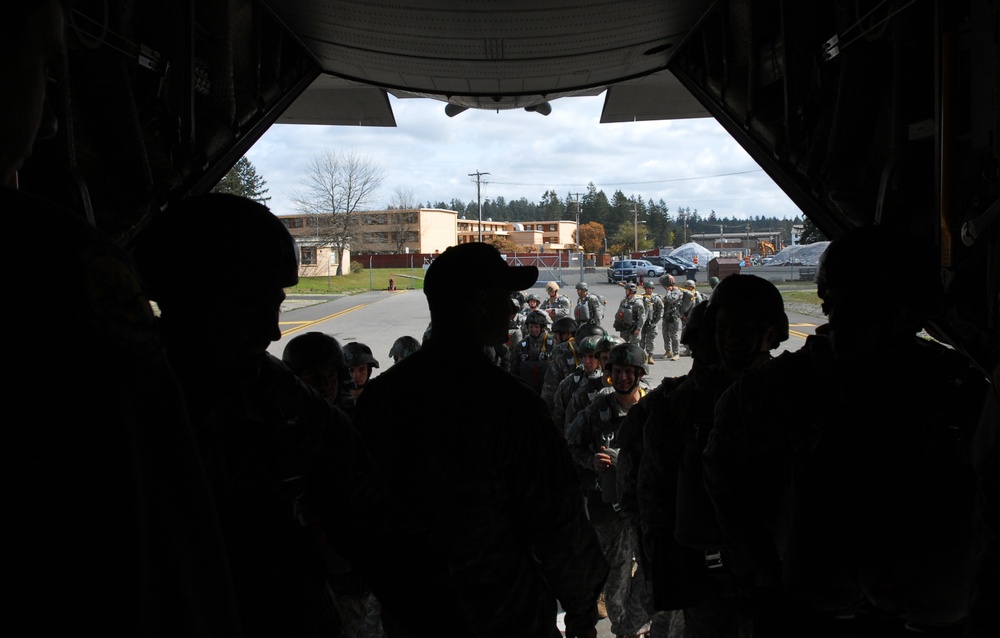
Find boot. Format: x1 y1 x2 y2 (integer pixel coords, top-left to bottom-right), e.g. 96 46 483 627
647 353 656 365
671 353 680 361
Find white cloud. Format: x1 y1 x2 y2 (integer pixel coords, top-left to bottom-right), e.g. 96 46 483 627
246 94 802 220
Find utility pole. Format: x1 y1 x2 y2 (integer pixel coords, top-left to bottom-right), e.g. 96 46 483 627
468 170 489 243
571 193 583 282
631 201 639 253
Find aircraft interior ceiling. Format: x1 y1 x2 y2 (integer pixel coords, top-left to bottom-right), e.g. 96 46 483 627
19 0 998 374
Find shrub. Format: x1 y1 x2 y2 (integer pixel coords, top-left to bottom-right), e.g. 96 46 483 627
349 260 365 274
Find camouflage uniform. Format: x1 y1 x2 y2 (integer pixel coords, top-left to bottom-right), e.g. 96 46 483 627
567 384 654 637
574 291 605 327
563 372 613 436
613 292 646 345
640 289 664 362
661 288 683 357
509 329 556 394
553 365 602 435
541 292 573 321
541 338 580 413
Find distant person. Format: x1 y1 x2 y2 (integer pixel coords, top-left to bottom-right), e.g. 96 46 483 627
574 281 605 327
703 227 989 636
345 341 380 399
352 242 608 638
613 282 646 345
4 4 238 633
388 335 421 364
541 280 572 321
660 275 683 360
283 331 356 415
510 308 556 393
640 280 664 365
541 316 582 411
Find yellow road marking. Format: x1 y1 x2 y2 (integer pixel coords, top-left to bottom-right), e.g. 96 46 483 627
789 329 811 339
279 304 369 337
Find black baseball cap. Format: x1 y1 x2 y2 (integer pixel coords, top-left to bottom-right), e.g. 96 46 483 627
424 243 538 299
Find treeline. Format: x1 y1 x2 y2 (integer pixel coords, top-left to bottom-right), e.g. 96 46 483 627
414 182 802 247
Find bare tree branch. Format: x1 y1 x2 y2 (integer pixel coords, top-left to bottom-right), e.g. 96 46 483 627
290 150 386 275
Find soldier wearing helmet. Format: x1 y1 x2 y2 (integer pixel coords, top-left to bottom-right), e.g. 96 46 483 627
134 193 369 635
519 293 548 330
613 282 646 345
552 332 607 433
388 335 421 364
573 281 605 327
563 335 621 433
6 9 239 630
677 280 707 356
508 309 557 393
660 274 683 360
639 274 788 634
540 317 582 412
639 280 664 365
541 281 572 322
283 331 356 414
703 231 988 636
566 342 653 638
344 342 380 399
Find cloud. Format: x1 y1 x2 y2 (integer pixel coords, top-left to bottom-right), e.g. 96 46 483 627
247 94 802 220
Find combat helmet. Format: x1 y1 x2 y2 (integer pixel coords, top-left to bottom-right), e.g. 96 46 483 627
388 336 421 361
525 309 549 326
344 342 380 368
605 343 649 376
546 281 560 294
133 193 297 305
643 280 655 290
625 282 638 292
552 317 578 335
282 332 346 374
574 323 605 343
707 274 789 347
575 281 590 292
659 274 675 287
577 335 603 356
526 293 541 305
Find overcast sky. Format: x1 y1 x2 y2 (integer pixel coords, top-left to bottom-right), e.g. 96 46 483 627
246 93 803 221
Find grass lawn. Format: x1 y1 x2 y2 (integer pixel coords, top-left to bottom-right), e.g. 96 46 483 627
287 268 425 294
781 288 821 306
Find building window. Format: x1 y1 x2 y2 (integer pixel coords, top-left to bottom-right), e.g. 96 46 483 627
300 247 316 265
282 217 304 229
549 224 556 231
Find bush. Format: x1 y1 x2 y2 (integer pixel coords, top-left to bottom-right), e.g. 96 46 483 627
349 260 365 274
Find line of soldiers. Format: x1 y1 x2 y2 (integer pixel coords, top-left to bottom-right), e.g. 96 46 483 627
501 230 994 638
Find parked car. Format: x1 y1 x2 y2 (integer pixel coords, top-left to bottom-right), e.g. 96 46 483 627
646 255 697 276
606 259 666 283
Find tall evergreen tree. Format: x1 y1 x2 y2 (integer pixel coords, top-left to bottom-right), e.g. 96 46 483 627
212 156 270 203
800 216 828 244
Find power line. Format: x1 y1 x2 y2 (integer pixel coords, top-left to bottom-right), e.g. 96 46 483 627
488 169 764 188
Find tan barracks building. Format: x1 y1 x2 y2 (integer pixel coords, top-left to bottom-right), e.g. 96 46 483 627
279 209 578 276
